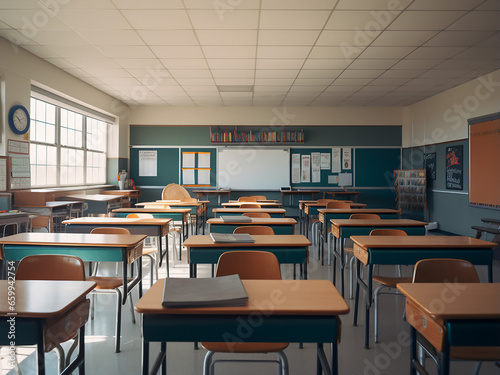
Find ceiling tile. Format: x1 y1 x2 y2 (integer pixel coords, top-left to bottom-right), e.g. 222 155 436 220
207 59 255 69
256 59 305 69
310 46 363 59
348 59 399 69
259 30 321 45
137 30 199 45
407 0 484 10
317 30 380 46
262 0 337 9
56 10 131 30
424 31 495 46
185 0 259 9
113 0 184 9
447 11 500 30
212 69 255 78
188 10 259 29
260 10 331 29
359 46 415 59
257 46 311 59
325 10 400 30
388 11 466 30
405 46 467 59
122 10 191 29
196 30 257 45
150 45 204 59
336 0 413 10
339 69 384 79
256 70 299 78
297 69 342 79
160 59 208 69
202 45 256 59
100 45 156 58
302 59 352 70
372 31 438 46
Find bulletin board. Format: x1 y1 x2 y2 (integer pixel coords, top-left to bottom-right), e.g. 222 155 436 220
181 148 217 187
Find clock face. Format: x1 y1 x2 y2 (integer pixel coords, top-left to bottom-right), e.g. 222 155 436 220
13 108 28 131
8 105 30 134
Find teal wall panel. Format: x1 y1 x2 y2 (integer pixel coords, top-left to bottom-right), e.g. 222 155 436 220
355 148 401 188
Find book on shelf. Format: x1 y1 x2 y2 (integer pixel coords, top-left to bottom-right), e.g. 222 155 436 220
162 274 249 308
210 233 255 243
220 215 252 222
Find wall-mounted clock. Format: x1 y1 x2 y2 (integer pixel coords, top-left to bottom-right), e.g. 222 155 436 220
8 104 30 135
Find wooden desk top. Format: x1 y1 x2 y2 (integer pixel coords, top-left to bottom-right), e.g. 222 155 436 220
135 279 349 316
351 235 498 250
222 202 282 207
156 200 209 205
319 208 400 214
192 189 231 194
62 217 172 226
324 191 360 195
101 189 140 197
183 234 311 248
280 190 320 194
0 280 96 318
331 219 427 228
213 208 286 214
397 283 500 320
15 200 82 208
113 207 191 214
64 194 123 202
305 201 353 207
0 232 146 247
208 218 297 225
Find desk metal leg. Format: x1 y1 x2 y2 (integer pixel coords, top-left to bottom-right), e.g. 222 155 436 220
316 343 333 375
37 323 46 375
410 326 418 375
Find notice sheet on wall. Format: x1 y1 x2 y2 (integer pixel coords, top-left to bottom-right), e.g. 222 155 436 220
301 155 310 183
311 152 321 183
320 153 330 170
342 148 352 170
291 154 300 184
332 148 341 173
139 150 157 177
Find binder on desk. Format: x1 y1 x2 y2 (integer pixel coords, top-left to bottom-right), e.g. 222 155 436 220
220 215 252 223
210 233 255 243
162 275 249 308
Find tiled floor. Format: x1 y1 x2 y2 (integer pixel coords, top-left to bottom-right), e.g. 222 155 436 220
3 233 500 375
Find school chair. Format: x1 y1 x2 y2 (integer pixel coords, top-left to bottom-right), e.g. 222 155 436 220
233 225 275 235
242 212 271 218
239 203 261 208
15 254 89 374
201 251 289 375
238 196 257 202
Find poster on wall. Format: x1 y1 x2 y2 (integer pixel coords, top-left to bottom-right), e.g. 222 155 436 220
424 152 436 180
311 152 321 183
332 148 341 173
301 155 310 183
139 150 157 177
342 148 351 170
320 153 330 169
445 145 463 190
291 154 300 184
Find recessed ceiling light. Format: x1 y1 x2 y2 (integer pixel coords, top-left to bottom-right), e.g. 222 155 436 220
217 85 254 92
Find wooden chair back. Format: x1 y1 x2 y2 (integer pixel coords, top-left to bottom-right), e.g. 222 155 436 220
412 259 480 283
16 254 85 281
216 251 281 280
369 229 407 236
180 198 198 203
326 201 351 209
240 203 261 208
250 195 267 201
233 226 275 235
349 213 381 220
317 199 335 205
143 204 170 209
127 213 154 219
242 212 271 218
91 227 131 235
161 183 191 200
238 196 257 202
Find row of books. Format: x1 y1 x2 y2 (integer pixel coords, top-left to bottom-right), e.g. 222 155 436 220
210 127 304 143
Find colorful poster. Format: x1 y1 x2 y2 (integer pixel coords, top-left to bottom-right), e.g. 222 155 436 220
291 154 300 184
446 145 463 190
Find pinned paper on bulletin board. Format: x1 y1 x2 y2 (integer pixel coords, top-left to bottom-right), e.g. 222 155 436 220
328 175 338 185
311 152 321 183
301 155 310 183
339 172 352 187
332 148 341 173
342 149 352 170
320 153 330 170
291 154 300 184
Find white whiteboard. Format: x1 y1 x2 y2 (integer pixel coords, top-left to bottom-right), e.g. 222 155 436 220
218 148 290 190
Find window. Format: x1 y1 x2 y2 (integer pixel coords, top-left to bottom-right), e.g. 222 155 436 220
30 95 110 187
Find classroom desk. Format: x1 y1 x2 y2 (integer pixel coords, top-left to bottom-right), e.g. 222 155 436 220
62 194 124 215
112 207 191 246
192 189 231 204
351 235 497 349
207 217 297 234
14 201 85 233
0 212 31 236
136 279 350 375
222 201 283 208
137 200 209 235
397 283 500 375
213 208 286 218
330 219 427 298
62 216 172 270
0 280 96 375
101 189 141 207
323 190 361 202
280 189 320 206
0 232 146 305
183 234 311 279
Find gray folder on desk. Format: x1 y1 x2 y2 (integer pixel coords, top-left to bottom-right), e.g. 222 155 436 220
210 233 255 243
220 215 252 223
162 275 249 308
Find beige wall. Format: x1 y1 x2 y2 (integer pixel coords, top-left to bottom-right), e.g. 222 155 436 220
0 36 129 158
128 105 403 127
402 69 500 148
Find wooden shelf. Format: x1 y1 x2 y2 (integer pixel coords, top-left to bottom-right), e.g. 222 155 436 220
210 126 304 144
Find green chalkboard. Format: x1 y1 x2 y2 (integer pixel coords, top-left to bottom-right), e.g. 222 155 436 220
354 148 401 188
130 148 179 186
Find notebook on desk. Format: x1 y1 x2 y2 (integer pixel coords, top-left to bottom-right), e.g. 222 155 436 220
220 215 252 223
162 275 248 308
210 233 255 243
